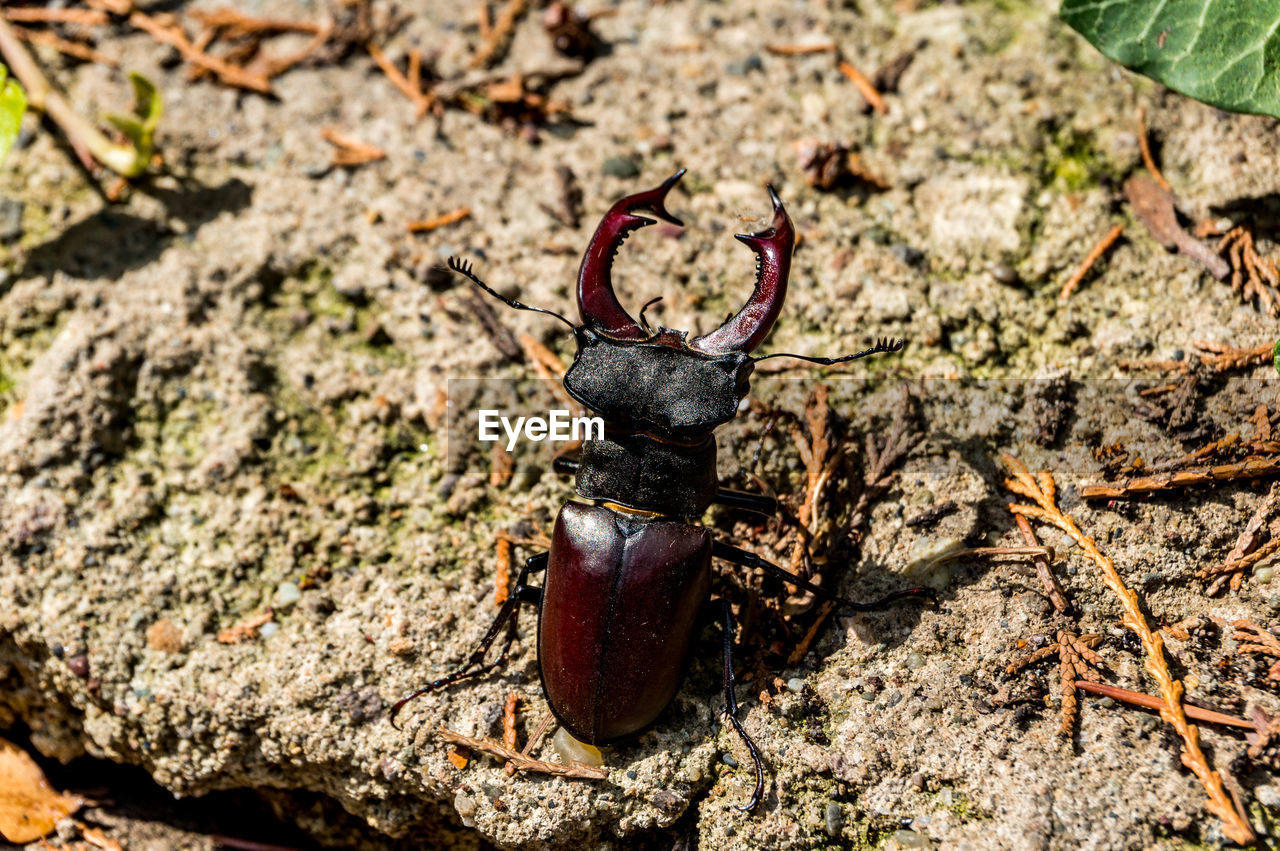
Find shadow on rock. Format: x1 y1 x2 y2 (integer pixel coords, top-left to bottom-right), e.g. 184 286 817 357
14 176 253 282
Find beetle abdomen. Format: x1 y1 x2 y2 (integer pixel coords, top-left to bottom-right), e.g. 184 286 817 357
539 502 711 744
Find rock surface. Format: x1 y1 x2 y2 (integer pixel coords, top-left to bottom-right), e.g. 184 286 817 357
2 0 1280 848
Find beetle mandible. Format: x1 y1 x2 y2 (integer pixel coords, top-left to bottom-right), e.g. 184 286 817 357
392 170 932 810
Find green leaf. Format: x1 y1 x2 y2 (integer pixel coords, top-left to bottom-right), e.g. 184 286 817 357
1060 0 1280 118
1273 337 1280 375
0 64 27 165
103 72 162 176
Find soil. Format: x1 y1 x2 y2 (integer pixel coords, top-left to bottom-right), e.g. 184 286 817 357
2 0 1280 849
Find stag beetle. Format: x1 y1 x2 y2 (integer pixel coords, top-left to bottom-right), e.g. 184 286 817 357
392 170 931 810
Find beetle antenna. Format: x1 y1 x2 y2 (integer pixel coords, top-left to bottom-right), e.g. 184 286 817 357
637 296 663 335
446 257 577 330
753 336 905 365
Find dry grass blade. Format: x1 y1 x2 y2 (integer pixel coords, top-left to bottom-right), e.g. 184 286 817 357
0 737 85 843
436 727 607 779
1002 453 1254 844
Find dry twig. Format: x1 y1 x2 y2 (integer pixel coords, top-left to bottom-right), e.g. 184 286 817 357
1136 105 1171 193
1199 482 1280 594
1074 680 1252 729
129 11 271 92
407 206 472 233
1059 224 1124 300
367 43 434 118
9 25 115 65
1003 454 1254 844
1082 456 1280 499
216 610 274 644
320 128 385 167
837 59 887 114
1206 225 1280 315
1015 514 1069 612
470 0 529 69
503 692 519 776
765 42 837 55
436 727 608 779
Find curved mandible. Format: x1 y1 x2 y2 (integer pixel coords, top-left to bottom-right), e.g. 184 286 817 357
578 169 686 338
690 185 794 355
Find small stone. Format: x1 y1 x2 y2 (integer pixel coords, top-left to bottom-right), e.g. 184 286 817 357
275 582 301 608
906 652 926 670
1268 594 1280 612
891 244 925 267
145 619 184 653
651 789 684 815
454 790 477 827
910 772 925 791
1256 566 1274 585
885 829 932 849
335 686 384 725
786 677 806 693
0 199 24 242
721 752 738 768
1255 784 1280 808
824 801 844 837
602 156 640 179
259 622 279 639
67 655 89 678
989 262 1019 285
1099 697 1116 708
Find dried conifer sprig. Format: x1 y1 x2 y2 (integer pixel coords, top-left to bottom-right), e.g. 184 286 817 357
1233 620 1280 685
1005 630 1104 736
436 727 607 779
1002 454 1255 844
1200 224 1280 315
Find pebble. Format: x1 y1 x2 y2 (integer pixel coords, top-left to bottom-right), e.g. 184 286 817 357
989 262 1019 285
0 199 24 242
910 772 925 791
721 752 738 768
67 654 90 678
906 652 927 670
275 582 301 608
602 156 640 179
824 802 844 837
259 622 279 639
787 677 806 693
891 244 925 267
1256 566 1274 584
454 790 477 827
886 829 932 849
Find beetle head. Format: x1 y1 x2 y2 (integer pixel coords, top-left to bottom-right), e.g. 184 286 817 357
567 171 794 437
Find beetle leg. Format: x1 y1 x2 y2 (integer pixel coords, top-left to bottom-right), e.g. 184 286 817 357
713 487 778 516
552 455 580 476
389 553 548 728
711 541 937 612
717 598 766 812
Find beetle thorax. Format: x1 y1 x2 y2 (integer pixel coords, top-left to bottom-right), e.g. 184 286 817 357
563 326 754 440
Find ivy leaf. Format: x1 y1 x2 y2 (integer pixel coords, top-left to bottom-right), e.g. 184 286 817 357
0 64 27 165
1273 337 1280 375
103 72 162 176
1060 0 1280 118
